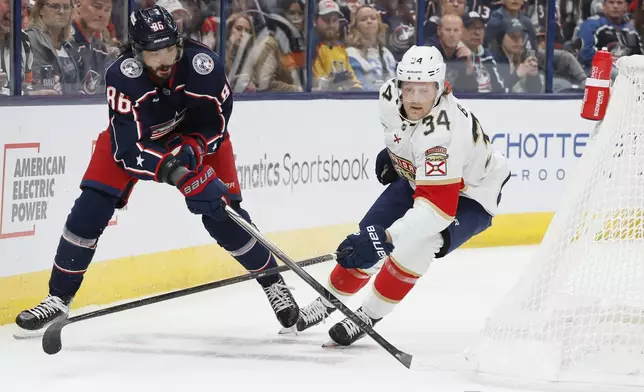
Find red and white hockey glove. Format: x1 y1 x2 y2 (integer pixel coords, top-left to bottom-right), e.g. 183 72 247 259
176 164 230 220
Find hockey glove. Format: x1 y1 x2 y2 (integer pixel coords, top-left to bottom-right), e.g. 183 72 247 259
375 148 398 185
176 164 229 220
336 225 394 269
167 134 206 171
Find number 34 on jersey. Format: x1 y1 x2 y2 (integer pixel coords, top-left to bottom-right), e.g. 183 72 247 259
378 79 508 216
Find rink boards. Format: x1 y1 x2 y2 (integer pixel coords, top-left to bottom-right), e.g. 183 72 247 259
0 98 594 325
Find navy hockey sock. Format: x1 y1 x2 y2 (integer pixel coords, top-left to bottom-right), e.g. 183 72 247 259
49 188 117 300
202 207 279 286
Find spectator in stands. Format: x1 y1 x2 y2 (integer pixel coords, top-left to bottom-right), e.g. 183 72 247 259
231 0 269 36
279 0 304 31
524 0 556 39
312 0 362 91
426 14 478 91
0 0 34 95
578 0 641 71
485 0 537 50
339 0 361 22
559 0 583 42
255 0 306 90
534 27 586 91
21 0 30 27
461 11 505 92
71 0 118 95
242 35 303 92
0 0 11 94
157 0 191 33
241 0 305 91
346 5 396 90
492 17 542 92
226 12 256 92
467 0 503 23
376 0 416 60
25 0 83 95
177 0 219 51
424 0 466 44
634 0 644 43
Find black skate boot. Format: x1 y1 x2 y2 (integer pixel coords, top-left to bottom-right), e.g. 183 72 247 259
14 295 71 339
324 307 381 347
280 297 336 334
262 275 299 328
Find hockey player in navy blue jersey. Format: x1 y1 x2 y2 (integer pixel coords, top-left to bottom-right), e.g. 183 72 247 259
14 5 299 338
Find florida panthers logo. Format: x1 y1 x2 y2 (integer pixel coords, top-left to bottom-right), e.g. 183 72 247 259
425 146 448 176
389 152 416 182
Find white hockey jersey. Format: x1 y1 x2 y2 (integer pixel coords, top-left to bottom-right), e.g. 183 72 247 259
379 79 510 243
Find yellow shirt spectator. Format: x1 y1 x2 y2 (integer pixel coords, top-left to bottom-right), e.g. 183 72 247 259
313 41 363 91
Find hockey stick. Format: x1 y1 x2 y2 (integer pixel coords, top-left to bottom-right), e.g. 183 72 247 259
224 205 414 369
42 252 337 355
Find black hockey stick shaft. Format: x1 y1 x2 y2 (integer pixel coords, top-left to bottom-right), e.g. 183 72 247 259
224 205 413 369
42 252 336 355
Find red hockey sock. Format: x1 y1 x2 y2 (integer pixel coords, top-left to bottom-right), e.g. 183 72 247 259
372 257 420 303
328 264 372 296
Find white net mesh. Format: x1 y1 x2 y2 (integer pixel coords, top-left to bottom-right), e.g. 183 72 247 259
470 55 644 386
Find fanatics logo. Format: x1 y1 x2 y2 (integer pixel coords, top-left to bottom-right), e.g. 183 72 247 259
425 146 448 176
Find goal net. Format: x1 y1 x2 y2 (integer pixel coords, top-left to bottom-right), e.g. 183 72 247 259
469 55 644 386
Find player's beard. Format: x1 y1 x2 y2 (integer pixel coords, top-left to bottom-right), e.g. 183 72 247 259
150 64 174 81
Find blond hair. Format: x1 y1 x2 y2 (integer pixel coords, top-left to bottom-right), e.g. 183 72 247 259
225 13 256 75
225 13 256 42
346 6 388 51
29 0 74 44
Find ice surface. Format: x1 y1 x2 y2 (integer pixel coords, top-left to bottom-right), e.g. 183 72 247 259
3 245 615 392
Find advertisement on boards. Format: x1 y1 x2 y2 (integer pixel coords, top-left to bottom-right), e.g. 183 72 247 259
466 99 595 213
0 98 594 277
229 100 384 233
0 143 67 238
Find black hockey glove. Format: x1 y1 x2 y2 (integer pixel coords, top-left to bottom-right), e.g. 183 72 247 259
176 164 229 221
336 225 394 269
375 148 398 185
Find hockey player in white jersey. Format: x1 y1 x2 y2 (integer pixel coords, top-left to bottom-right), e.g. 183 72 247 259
287 45 511 346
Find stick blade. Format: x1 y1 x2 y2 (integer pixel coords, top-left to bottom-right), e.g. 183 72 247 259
42 317 71 355
396 351 413 369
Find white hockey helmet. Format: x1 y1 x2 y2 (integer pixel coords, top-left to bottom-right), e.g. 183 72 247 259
396 45 446 107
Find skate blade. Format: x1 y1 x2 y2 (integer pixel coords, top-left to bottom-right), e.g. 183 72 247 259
278 325 299 335
13 328 45 340
322 340 349 349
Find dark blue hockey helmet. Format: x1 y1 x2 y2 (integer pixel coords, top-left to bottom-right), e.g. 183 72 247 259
128 5 183 60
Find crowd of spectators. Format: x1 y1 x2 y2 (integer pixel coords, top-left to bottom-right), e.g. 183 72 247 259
0 0 642 95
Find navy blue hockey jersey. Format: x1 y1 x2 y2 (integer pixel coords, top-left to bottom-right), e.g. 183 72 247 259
104 40 232 181
467 0 502 23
